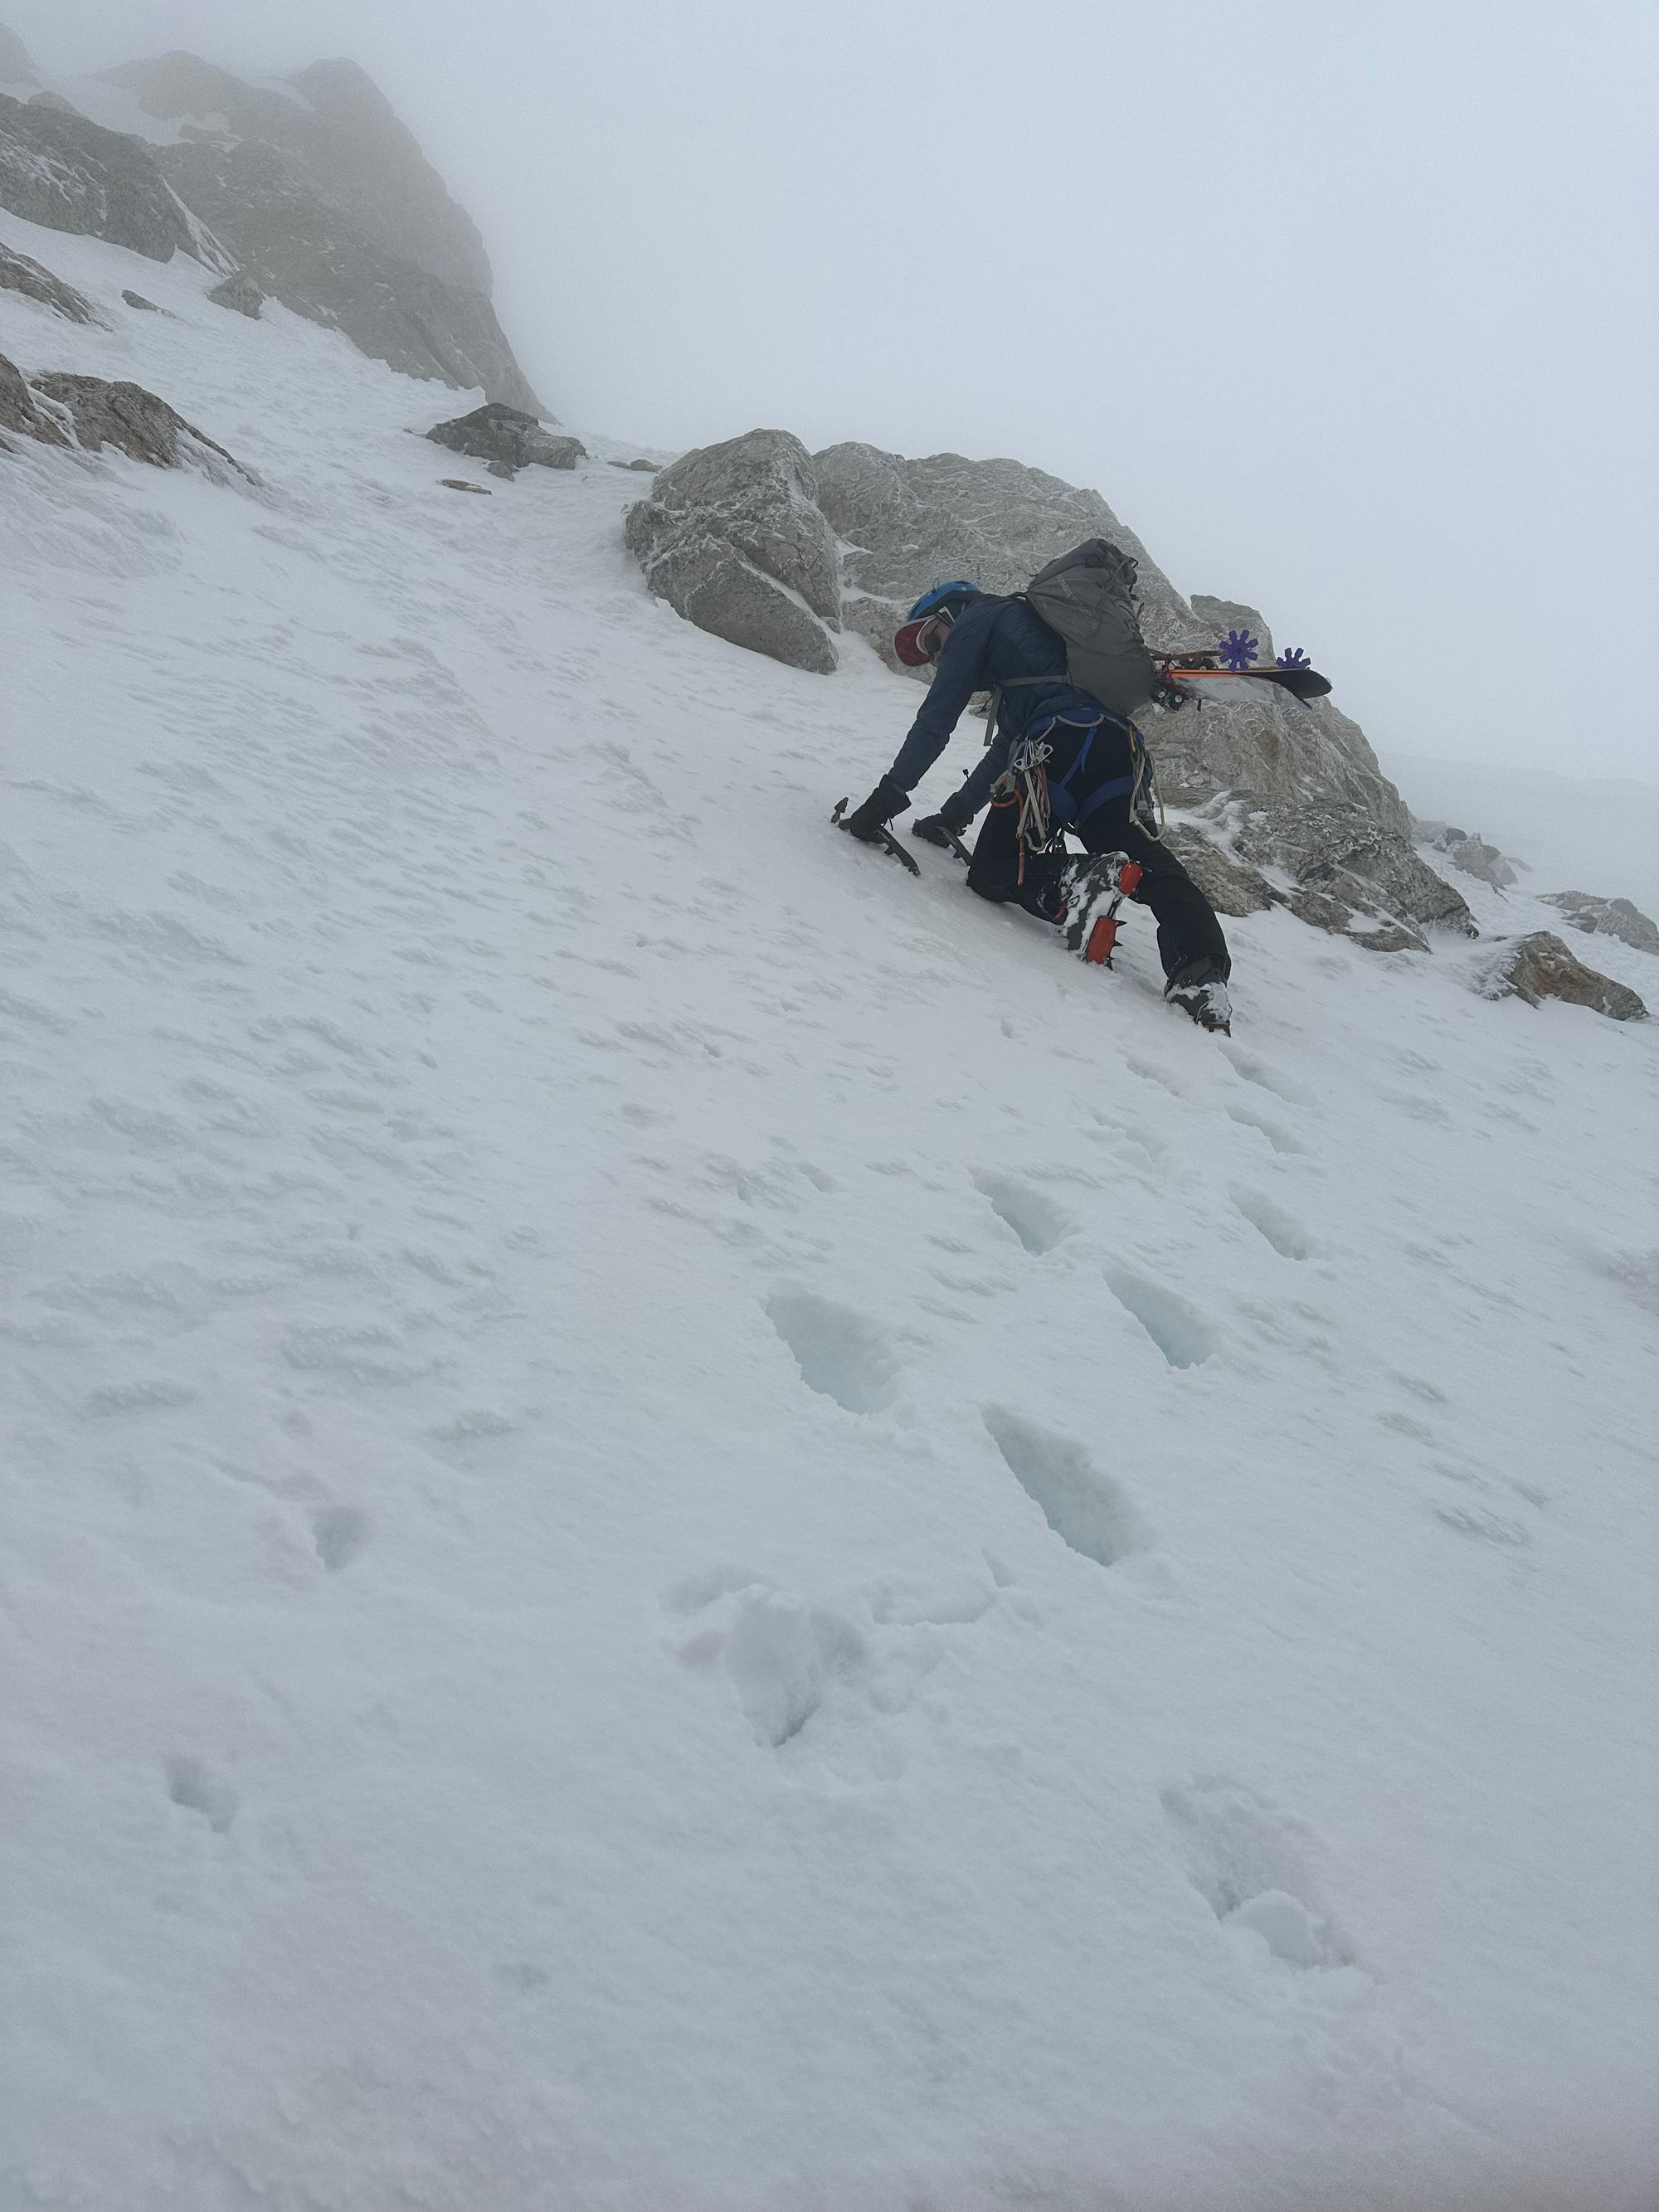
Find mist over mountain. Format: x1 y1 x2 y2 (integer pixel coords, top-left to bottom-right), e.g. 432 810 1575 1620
0 26 541 407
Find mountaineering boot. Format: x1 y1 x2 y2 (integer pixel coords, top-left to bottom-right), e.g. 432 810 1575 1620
841 774 911 845
1163 954 1233 1034
1058 851 1143 960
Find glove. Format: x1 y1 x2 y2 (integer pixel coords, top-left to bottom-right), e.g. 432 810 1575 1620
910 813 958 848
842 774 911 843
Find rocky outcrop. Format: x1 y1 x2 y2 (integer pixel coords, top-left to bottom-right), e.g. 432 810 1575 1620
1190 596 1275 664
122 288 160 310
1160 824 1277 919
426 402 585 475
98 51 542 412
813 440 1205 658
1476 932 1646 1021
1415 819 1520 888
0 349 69 447
625 430 841 675
1540 891 1659 955
0 89 220 264
620 425 1470 943
207 271 264 318
27 369 254 483
0 234 100 321
810 440 1469 941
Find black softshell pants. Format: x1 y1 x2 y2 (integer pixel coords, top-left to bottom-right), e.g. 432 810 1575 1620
964 723 1230 985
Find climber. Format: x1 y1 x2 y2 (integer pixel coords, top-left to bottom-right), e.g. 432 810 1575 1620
839 581 1233 1030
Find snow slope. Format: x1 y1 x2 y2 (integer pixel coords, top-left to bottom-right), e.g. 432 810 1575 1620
3 218 1657 2212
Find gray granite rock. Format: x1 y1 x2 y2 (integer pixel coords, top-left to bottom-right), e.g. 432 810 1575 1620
1348 919 1429 954
426 402 584 473
626 430 840 673
611 457 659 472
1190 595 1275 664
1475 931 1646 1021
1415 819 1519 887
122 288 160 311
29 370 254 483
0 90 219 264
808 437 1467 940
104 51 542 412
0 348 69 448
1540 891 1659 955
812 440 1204 653
0 234 99 321
440 478 491 495
207 271 265 318
1159 825 1277 918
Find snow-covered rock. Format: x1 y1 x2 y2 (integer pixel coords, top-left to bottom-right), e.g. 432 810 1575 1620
0 232 100 321
0 88 210 263
1190 593 1275 664
1541 890 1659 955
625 426 842 673
207 270 264 319
426 400 585 475
29 366 254 482
124 51 542 414
0 344 65 443
1415 817 1521 888
1475 930 1647 1020
0 36 542 414
637 430 1470 944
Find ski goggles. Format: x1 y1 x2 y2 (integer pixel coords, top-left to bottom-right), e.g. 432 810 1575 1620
893 610 953 666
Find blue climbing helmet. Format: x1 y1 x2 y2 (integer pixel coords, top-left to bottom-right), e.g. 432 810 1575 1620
894 580 979 666
907 581 978 620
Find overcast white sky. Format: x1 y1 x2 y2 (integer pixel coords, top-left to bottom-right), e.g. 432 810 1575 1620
16 0 1657 780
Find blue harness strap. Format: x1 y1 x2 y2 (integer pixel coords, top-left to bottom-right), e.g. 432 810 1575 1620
1040 711 1136 828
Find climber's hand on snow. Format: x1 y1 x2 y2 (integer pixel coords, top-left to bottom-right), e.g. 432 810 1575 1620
909 813 957 848
843 775 911 843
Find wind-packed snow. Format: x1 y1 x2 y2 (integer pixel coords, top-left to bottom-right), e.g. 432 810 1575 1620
3 217 1657 2212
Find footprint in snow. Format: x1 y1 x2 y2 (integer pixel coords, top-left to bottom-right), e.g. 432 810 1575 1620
311 1505 369 1572
672 1579 874 1753
1162 1777 1360 1978
166 1756 237 1834
1230 1186 1313 1260
972 1171 1076 1257
766 1291 902 1414
1220 1045 1316 1108
1224 1101 1304 1155
1104 1266 1219 1369
983 1407 1152 1569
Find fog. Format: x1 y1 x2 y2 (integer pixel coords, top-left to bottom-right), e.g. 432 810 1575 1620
17 0 1655 780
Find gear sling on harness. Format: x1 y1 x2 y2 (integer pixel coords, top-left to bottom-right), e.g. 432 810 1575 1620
983 686 1153 887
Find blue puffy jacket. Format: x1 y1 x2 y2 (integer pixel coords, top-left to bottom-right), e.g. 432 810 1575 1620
888 593 1105 799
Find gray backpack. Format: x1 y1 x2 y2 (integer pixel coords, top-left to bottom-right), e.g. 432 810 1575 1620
1018 537 1155 717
